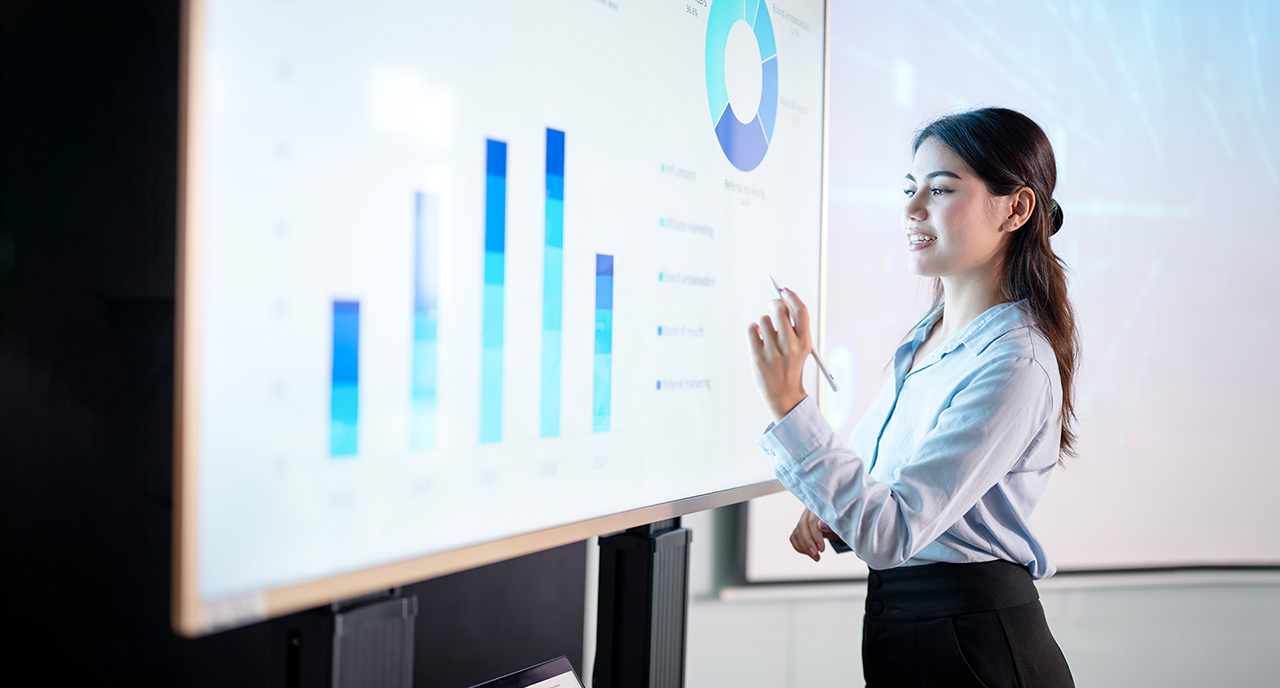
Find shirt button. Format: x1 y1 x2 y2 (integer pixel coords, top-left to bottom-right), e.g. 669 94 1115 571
869 600 883 617
868 573 882 590
765 448 776 458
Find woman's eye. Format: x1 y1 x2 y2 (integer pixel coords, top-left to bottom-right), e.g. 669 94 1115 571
903 189 915 197
931 188 951 196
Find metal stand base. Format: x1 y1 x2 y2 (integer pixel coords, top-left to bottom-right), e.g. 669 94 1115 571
269 589 418 688
593 518 692 688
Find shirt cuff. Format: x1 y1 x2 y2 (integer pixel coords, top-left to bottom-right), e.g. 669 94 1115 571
756 395 833 474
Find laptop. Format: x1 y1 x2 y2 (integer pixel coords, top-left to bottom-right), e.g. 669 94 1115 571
468 656 583 688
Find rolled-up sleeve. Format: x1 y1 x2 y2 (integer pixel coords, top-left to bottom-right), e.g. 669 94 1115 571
758 355 1053 570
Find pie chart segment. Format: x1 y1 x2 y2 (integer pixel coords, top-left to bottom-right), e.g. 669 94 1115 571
751 0 777 63
714 105 769 172
704 0 744 124
759 53 778 143
706 0 779 172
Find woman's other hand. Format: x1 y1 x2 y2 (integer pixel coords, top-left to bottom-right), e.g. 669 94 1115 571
791 508 837 562
746 288 811 421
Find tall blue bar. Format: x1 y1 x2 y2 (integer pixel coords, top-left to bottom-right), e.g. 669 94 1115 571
541 128 565 437
480 139 507 444
411 192 439 450
593 254 613 432
330 300 360 457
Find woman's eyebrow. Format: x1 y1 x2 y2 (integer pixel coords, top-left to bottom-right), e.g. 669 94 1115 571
904 171 962 182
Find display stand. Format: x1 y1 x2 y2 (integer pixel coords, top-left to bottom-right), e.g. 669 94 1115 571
268 589 418 688
264 518 691 688
592 518 693 688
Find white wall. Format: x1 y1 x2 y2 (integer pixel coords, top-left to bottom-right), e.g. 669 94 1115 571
747 0 1280 577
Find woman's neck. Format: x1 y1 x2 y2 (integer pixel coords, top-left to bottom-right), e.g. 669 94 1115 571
937 266 1004 340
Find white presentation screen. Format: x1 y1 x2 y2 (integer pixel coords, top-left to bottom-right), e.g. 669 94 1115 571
745 0 1280 583
177 0 827 632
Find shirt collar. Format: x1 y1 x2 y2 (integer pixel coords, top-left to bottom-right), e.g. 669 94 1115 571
913 303 945 343
914 300 1033 357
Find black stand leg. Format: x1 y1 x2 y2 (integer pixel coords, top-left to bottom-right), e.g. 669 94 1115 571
593 518 693 688
269 590 418 688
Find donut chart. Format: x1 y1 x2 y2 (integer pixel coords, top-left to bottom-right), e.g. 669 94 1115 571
705 0 778 172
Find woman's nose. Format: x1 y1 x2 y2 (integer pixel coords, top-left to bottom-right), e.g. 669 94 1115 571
904 196 927 223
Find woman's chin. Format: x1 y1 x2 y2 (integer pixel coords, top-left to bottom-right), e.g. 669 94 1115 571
906 258 944 278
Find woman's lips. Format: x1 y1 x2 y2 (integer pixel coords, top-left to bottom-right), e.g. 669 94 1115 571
907 232 937 251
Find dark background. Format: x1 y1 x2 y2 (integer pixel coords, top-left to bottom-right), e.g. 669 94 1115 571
0 2 586 685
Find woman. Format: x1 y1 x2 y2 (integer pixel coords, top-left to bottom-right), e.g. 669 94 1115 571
747 108 1076 687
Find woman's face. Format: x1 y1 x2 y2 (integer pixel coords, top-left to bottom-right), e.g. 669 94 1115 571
902 137 1015 279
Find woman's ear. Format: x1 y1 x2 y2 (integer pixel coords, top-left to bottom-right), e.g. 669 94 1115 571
1006 187 1036 232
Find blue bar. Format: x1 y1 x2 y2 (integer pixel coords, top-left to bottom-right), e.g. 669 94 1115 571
481 139 507 443
411 192 438 450
593 254 613 433
331 300 360 457
541 128 565 437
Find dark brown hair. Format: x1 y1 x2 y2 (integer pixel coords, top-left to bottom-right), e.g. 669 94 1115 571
912 107 1078 462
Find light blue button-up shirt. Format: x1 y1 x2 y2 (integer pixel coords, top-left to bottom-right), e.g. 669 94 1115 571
758 300 1061 579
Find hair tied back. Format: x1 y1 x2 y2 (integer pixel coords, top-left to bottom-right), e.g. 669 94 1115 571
1049 199 1064 235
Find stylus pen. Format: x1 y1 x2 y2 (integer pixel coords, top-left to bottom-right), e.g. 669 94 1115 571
769 275 838 392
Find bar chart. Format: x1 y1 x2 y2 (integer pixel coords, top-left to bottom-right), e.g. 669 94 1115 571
475 130 617 445
325 129 621 455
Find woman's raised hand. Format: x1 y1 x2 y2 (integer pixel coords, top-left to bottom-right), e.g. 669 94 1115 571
746 287 812 421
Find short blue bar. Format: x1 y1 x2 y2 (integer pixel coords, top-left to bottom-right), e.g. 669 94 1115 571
592 254 613 433
331 300 360 457
411 191 439 450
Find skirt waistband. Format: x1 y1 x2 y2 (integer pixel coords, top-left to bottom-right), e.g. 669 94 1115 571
865 559 1039 621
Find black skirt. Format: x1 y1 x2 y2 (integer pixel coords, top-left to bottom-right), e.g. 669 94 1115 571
862 559 1074 687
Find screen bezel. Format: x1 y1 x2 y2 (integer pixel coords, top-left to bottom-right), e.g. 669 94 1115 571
173 0 830 637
